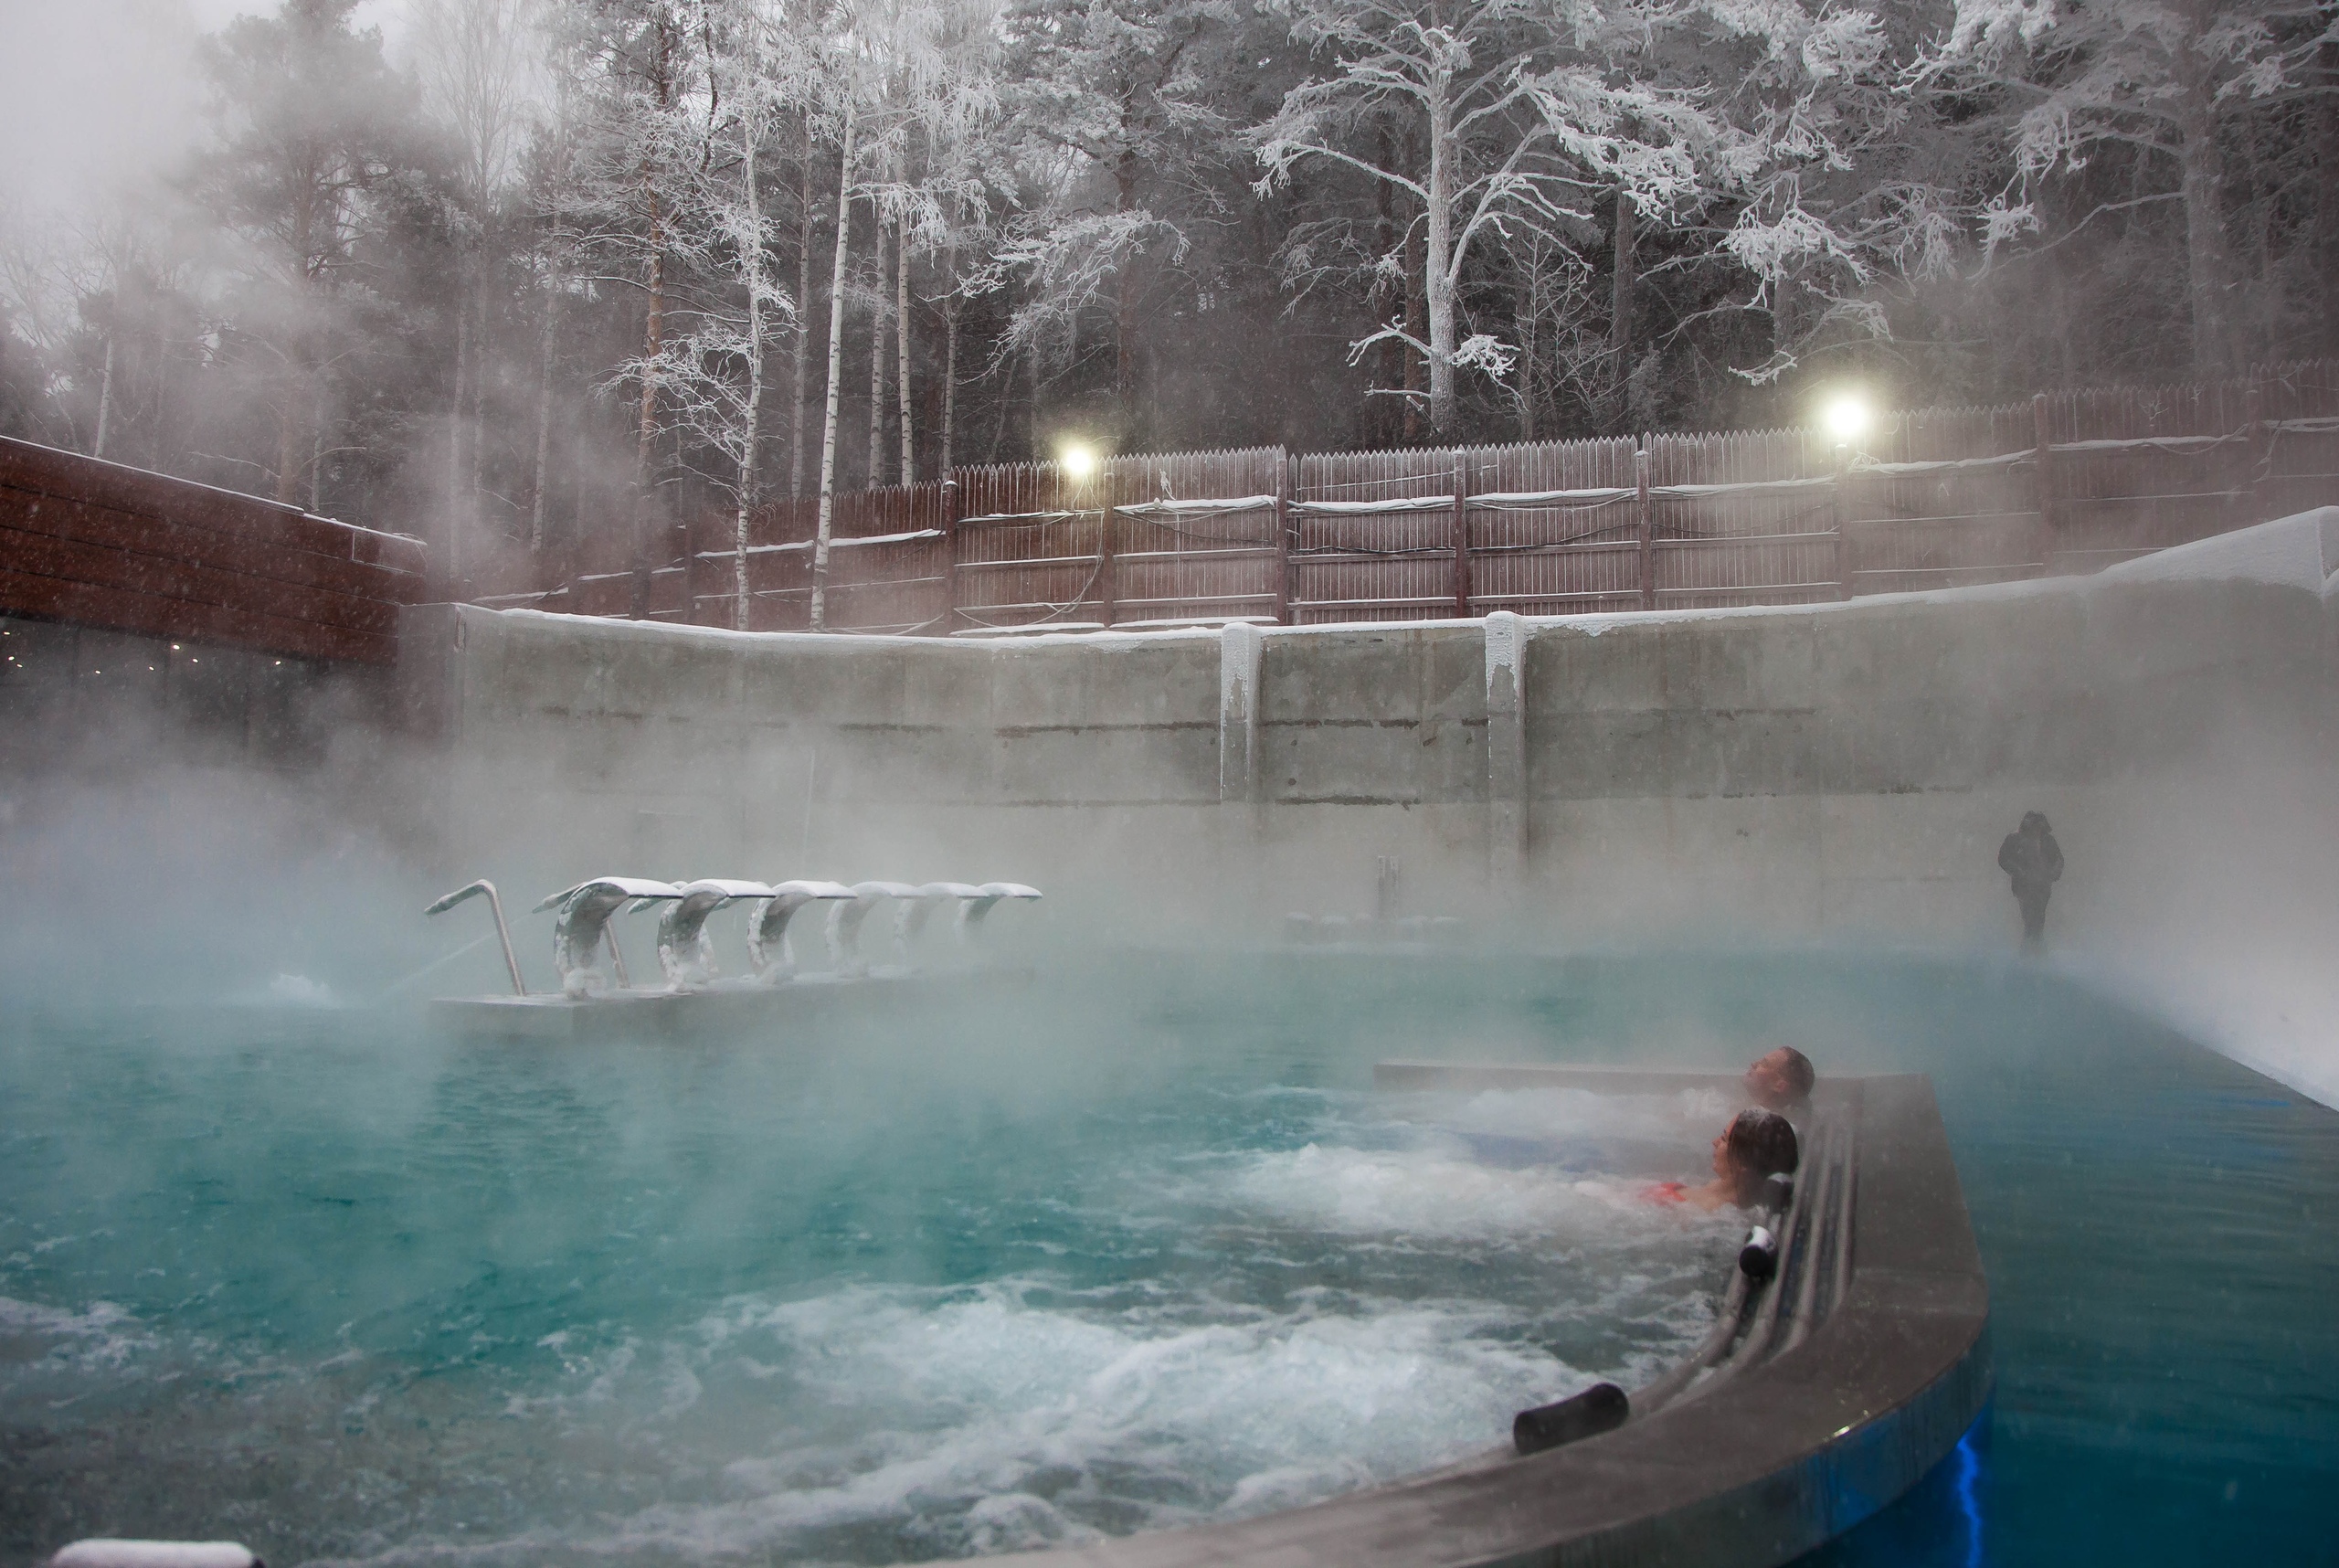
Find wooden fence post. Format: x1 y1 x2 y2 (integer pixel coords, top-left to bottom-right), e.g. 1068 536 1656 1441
1451 451 1471 619
1635 445 1655 609
1097 486 1119 627
940 477 960 634
1273 450 1293 625
2031 393 2055 577
1831 449 1852 600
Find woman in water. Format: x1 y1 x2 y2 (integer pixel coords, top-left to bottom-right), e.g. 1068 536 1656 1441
1647 1108 1801 1210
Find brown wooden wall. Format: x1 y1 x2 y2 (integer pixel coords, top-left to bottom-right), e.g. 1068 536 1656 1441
471 357 2339 636
0 436 427 665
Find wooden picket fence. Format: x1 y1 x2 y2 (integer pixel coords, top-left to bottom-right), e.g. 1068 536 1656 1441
470 358 2339 634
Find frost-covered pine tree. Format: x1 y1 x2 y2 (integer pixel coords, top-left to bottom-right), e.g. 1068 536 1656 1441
1917 0 2334 371
414 0 542 580
192 0 411 508
989 0 1232 440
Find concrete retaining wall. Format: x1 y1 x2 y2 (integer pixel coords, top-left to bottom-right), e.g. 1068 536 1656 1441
399 510 2339 1100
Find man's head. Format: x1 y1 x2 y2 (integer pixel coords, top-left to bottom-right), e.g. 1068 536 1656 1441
2022 810 2050 836
1744 1046 1815 1110
1711 1107 1801 1206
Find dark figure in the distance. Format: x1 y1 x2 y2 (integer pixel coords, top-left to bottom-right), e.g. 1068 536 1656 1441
1997 811 2064 951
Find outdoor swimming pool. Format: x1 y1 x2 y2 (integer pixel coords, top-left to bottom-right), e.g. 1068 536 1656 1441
1 951 2331 1566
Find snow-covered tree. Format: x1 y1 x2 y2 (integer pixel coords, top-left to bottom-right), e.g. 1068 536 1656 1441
1920 0 2335 371
804 0 998 630
990 0 1232 439
1253 0 1741 434
619 0 809 627
192 0 413 505
414 0 543 575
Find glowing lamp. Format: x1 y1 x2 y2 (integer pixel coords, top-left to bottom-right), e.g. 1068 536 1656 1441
1059 443 1098 482
1820 394 1872 444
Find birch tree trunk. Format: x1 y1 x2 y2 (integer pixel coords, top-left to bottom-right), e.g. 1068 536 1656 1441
93 335 115 459
729 111 767 636
469 265 489 500
1402 126 1424 446
632 16 672 620
1610 193 1634 358
446 271 469 572
633 223 665 618
1373 126 1401 447
1423 86 1456 434
811 105 856 631
529 287 559 552
896 214 913 482
939 243 958 474
790 119 815 499
735 110 766 631
867 201 886 486
279 195 313 511
1115 143 1138 430
2175 69 2233 373
1516 256 1538 440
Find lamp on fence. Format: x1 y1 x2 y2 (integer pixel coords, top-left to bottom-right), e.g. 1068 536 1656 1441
1058 441 1100 484
1820 392 1874 447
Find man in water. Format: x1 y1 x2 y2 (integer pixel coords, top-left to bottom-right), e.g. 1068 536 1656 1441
1997 810 2065 952
1744 1047 1815 1113
1647 1108 1801 1210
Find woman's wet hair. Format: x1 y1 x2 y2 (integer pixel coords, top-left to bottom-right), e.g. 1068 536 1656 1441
1723 1108 1801 1205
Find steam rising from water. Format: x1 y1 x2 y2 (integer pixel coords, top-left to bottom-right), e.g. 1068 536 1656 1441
0 1002 1733 1566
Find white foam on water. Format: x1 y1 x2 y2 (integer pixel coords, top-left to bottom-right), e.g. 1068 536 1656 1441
264 972 338 1007
0 1294 153 1369
319 1278 1598 1567
1397 1084 1733 1139
1203 1141 1711 1245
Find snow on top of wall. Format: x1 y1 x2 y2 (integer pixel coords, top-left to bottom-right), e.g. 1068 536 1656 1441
2094 507 2339 596
467 509 2339 655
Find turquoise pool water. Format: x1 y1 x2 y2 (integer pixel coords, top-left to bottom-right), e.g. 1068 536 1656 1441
0 964 1734 1566
3 951 2333 1567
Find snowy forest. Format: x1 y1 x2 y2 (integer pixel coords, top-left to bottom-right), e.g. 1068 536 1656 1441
0 0 2332 573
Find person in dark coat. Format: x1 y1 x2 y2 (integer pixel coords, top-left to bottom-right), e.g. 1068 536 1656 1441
1997 810 2064 950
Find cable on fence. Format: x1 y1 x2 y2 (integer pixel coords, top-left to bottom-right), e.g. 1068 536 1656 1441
957 508 1095 526
2052 430 2250 456
1466 488 1637 510
1290 494 1461 514
1288 543 1456 559
954 547 1112 630
1849 450 2034 477
693 528 945 562
1647 475 1838 499
1115 494 1278 517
